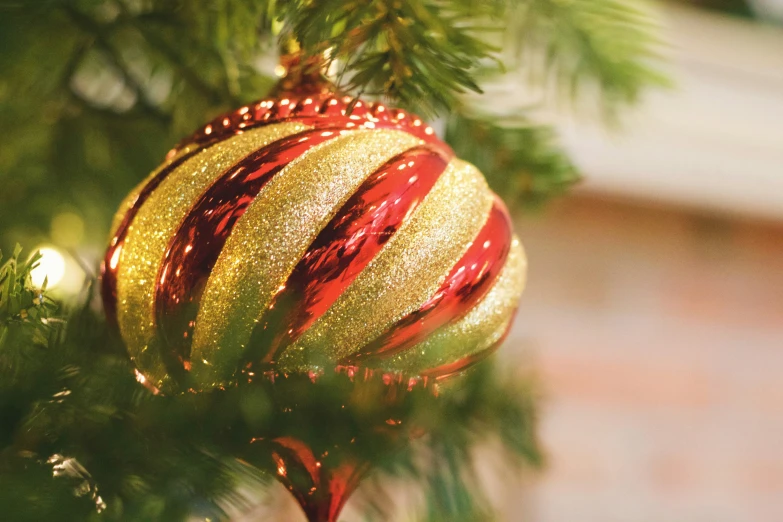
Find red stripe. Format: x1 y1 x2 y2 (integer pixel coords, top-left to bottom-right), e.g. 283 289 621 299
100 150 199 327
422 309 517 381
243 147 450 367
259 436 370 522
167 94 448 159
154 128 345 359
343 199 513 365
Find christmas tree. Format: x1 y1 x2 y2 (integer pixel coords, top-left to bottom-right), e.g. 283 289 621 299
0 1 665 520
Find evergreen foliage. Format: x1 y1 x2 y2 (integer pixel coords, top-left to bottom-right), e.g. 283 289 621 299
0 268 541 521
0 0 664 253
446 113 579 208
0 247 58 354
508 0 668 113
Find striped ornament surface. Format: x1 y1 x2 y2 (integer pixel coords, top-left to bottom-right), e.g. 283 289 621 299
101 93 527 391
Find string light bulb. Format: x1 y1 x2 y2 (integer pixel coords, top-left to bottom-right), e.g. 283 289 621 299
29 246 66 289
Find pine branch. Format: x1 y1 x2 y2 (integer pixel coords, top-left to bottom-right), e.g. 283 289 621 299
1 295 541 521
509 0 669 114
277 0 666 117
0 246 57 355
0 0 667 253
0 258 540 521
446 111 580 207
279 0 506 116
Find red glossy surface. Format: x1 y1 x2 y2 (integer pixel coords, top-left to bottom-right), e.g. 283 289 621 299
154 128 345 357
168 93 445 159
266 436 369 522
344 200 513 364
244 147 450 366
101 151 199 327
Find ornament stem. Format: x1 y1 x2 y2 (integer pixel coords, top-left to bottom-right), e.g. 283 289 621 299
263 436 370 522
298 460 368 522
271 47 337 98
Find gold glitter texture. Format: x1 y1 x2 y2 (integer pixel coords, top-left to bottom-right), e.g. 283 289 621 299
108 144 198 238
277 158 495 372
191 130 423 386
116 123 309 388
382 237 527 375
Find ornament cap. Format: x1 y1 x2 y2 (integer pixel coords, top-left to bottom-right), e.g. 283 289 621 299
271 50 337 98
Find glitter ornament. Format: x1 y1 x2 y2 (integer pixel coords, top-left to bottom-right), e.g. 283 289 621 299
101 90 526 392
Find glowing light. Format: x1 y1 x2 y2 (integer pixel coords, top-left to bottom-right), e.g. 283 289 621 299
30 247 65 288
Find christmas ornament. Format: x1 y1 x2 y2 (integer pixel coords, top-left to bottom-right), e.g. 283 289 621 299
102 91 526 391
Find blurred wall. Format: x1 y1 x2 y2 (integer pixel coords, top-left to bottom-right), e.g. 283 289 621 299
504 195 783 522
557 3 783 220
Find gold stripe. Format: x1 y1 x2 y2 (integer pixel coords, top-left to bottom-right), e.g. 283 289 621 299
277 158 495 372
191 129 423 386
380 236 527 375
115 122 309 389
108 144 199 239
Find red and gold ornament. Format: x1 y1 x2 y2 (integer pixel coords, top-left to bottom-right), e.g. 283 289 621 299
102 91 526 391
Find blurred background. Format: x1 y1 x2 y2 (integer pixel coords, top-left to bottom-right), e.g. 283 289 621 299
505 2 783 521
1 0 782 520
